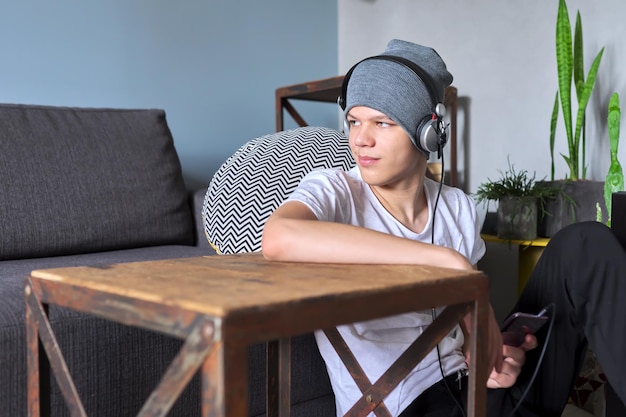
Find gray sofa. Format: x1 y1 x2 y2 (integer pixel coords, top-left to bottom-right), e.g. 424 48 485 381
0 103 334 417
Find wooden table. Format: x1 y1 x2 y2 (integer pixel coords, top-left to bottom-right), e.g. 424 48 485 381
25 254 490 417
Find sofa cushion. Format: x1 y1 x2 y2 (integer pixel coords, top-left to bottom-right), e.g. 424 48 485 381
0 104 194 260
202 126 354 254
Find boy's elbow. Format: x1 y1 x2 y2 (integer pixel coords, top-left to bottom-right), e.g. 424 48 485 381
261 222 287 261
262 211 312 261
261 234 280 261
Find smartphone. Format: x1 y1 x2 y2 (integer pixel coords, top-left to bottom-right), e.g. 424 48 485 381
500 310 549 347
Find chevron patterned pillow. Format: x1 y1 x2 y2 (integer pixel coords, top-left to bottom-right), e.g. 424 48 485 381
202 126 354 254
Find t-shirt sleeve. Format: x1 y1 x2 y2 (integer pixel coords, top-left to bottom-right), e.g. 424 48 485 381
463 193 486 266
285 169 351 223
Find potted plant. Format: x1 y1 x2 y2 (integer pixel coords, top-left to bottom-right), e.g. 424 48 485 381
476 159 556 241
541 0 606 237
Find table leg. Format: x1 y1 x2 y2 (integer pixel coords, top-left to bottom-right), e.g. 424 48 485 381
466 292 489 417
267 338 291 417
202 338 248 417
25 278 85 417
201 338 224 417
26 281 49 417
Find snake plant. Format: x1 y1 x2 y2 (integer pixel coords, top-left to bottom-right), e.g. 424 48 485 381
603 93 623 225
550 0 604 180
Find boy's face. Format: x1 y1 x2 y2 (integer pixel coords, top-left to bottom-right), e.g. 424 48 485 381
346 106 426 190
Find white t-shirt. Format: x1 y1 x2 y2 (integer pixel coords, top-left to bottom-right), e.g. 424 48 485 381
286 166 486 417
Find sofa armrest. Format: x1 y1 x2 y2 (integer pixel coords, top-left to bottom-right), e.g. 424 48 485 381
190 188 211 249
611 192 626 249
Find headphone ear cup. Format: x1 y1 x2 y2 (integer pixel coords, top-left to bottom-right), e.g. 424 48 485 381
343 118 350 134
417 117 441 154
417 114 448 156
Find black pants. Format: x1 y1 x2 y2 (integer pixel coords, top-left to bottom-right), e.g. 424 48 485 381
400 221 626 417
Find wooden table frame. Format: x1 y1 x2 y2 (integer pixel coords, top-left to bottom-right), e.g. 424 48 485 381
25 255 489 417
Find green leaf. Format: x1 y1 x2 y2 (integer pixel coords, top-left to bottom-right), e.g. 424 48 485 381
573 11 584 100
556 0 573 164
605 92 623 221
608 92 621 152
550 91 559 181
572 47 604 179
605 166 624 222
561 152 572 169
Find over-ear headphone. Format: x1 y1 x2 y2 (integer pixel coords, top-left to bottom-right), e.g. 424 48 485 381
338 54 448 157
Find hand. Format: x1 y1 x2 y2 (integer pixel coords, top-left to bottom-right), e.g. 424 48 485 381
487 334 538 389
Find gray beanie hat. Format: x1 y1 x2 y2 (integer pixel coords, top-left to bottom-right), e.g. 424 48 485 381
344 39 453 156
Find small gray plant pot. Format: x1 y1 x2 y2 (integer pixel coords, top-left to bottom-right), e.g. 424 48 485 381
497 196 538 241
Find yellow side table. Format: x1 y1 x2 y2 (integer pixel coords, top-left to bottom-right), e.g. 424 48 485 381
481 234 550 295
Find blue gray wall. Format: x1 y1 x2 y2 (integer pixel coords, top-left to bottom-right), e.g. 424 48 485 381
0 1 338 189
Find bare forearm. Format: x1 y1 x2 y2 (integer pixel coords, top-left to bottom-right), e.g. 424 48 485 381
262 216 471 270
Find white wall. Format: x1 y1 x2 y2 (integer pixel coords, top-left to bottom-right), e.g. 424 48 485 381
338 0 626 195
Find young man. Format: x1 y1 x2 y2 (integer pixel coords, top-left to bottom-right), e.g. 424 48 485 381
262 39 626 417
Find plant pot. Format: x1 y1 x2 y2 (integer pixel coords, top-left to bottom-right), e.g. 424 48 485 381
537 180 606 237
497 196 538 241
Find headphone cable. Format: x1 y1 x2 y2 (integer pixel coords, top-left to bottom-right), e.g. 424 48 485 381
430 154 444 242
429 148 555 417
429 149 467 416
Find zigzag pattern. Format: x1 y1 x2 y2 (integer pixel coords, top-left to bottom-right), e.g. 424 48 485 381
202 126 355 254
